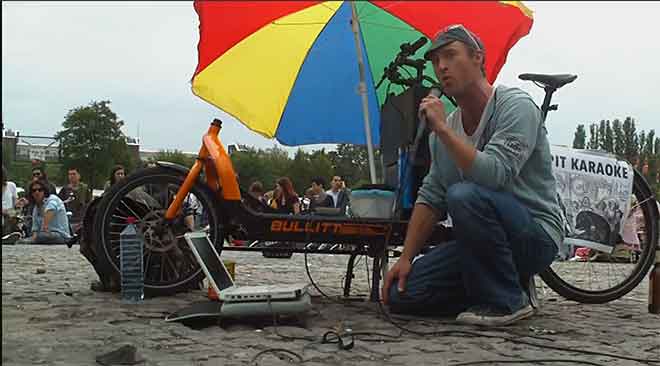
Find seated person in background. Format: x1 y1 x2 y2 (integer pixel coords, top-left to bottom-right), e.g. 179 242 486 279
25 167 57 195
270 177 300 215
17 179 71 245
17 167 58 237
248 181 269 206
326 175 350 214
308 177 334 210
2 166 19 237
58 167 92 232
103 165 126 194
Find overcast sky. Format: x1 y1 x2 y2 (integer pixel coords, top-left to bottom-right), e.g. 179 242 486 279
2 1 659 154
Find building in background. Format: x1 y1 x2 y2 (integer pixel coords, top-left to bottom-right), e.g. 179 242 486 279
3 129 249 164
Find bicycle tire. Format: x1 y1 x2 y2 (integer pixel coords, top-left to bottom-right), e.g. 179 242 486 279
94 166 224 296
539 169 658 304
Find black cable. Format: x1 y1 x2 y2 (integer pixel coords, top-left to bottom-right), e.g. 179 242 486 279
250 348 303 365
303 249 660 365
266 298 316 342
304 252 345 304
375 301 660 365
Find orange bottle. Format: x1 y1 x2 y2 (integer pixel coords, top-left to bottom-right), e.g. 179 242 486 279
649 250 660 314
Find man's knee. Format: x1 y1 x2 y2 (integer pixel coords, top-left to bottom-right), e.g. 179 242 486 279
447 182 485 215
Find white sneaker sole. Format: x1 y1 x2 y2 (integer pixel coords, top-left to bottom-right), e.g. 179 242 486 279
456 305 535 327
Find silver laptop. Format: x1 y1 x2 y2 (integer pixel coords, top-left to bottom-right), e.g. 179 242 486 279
183 232 309 303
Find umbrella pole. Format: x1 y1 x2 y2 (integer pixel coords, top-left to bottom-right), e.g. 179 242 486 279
350 1 377 184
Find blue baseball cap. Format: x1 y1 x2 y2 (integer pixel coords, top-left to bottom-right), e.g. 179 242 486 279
424 24 484 60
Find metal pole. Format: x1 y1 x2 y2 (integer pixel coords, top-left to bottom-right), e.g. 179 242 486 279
350 1 377 184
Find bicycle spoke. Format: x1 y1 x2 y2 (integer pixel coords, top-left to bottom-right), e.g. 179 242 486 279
163 252 180 280
115 205 132 219
160 254 166 282
143 250 153 277
120 200 143 221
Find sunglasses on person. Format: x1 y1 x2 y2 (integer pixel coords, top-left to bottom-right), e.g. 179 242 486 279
32 187 44 193
32 172 42 177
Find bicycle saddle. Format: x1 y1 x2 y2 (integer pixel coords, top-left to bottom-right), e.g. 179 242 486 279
518 73 577 89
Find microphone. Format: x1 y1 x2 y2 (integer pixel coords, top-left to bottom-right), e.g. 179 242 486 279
409 87 443 165
417 87 443 134
401 37 428 55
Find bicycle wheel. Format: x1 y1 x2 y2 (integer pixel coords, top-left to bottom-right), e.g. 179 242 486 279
540 169 658 304
94 166 224 296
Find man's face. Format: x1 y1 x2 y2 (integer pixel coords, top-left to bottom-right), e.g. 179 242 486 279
331 176 342 190
68 170 80 185
311 182 322 194
429 41 483 97
31 184 45 204
31 170 43 182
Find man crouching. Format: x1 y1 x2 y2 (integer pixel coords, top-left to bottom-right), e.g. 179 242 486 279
382 25 563 326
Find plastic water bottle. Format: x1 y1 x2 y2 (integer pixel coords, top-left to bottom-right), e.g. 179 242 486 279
120 217 144 303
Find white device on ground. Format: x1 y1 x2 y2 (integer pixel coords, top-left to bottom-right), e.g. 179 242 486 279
183 232 311 317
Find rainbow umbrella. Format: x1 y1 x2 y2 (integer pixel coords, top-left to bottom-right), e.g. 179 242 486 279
192 1 533 181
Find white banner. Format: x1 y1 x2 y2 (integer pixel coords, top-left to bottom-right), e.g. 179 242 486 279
550 145 634 256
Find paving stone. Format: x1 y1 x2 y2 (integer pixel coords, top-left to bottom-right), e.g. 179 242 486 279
2 245 659 366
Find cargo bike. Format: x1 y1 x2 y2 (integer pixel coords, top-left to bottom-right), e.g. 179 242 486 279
85 40 658 305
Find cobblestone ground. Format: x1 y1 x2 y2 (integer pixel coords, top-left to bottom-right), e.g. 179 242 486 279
2 245 659 366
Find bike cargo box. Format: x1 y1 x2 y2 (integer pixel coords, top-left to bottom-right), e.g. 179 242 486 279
349 185 396 219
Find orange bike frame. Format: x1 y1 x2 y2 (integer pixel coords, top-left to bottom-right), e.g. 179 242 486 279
164 119 240 220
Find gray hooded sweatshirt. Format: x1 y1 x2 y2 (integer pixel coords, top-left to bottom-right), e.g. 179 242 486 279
417 85 564 247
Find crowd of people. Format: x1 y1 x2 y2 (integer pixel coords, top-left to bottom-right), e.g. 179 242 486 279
1 162 128 244
3 158 353 245
247 175 351 216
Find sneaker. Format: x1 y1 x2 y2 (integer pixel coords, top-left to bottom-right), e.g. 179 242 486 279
456 303 535 327
2 232 21 245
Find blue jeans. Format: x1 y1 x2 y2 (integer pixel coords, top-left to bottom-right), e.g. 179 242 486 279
388 182 558 315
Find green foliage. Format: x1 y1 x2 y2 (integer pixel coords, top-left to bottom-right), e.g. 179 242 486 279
2 140 16 177
612 119 624 157
56 100 136 189
621 116 638 162
288 148 334 193
587 124 599 150
573 116 659 195
150 150 196 169
329 144 379 188
602 120 614 153
572 124 586 149
229 144 377 195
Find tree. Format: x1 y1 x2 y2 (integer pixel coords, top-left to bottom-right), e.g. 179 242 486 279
639 130 647 161
56 100 135 189
622 116 638 162
150 150 196 169
587 123 599 150
329 144 379 188
572 124 586 149
644 130 655 157
602 120 614 153
612 118 624 157
597 120 606 151
288 148 334 193
230 145 291 193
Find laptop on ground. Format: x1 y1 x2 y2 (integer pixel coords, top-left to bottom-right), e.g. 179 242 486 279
183 232 309 303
